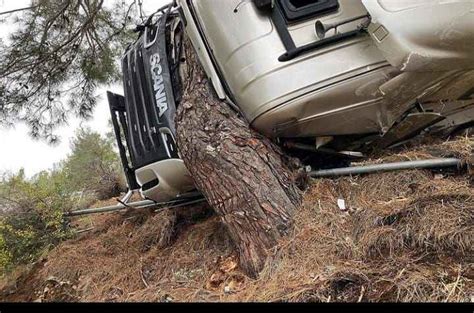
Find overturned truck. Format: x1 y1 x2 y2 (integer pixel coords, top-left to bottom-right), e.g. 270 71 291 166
108 0 474 203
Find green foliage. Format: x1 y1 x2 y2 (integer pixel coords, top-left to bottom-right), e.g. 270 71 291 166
0 0 137 143
0 169 74 274
0 230 12 272
0 128 126 274
63 127 126 200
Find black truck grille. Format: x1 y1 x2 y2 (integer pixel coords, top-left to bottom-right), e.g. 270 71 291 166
121 16 179 169
108 13 182 187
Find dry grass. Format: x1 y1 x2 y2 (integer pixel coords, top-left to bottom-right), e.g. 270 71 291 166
1 135 473 302
1 205 240 302
234 170 473 302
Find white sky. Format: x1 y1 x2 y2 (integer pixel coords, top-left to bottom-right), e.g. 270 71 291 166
0 0 169 177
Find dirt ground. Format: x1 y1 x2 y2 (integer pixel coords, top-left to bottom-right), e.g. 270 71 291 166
1 135 473 302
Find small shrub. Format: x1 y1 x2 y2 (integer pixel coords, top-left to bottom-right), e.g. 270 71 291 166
62 127 126 200
0 127 126 275
0 169 74 274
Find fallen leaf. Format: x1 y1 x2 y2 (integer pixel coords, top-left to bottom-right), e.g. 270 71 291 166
206 271 225 289
220 257 238 273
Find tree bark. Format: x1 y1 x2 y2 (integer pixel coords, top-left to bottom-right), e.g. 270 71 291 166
175 36 302 277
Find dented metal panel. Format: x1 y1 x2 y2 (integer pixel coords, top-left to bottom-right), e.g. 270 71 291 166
363 0 474 72
185 0 474 141
190 0 380 123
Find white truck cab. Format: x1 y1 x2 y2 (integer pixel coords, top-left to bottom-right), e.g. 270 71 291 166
109 0 474 202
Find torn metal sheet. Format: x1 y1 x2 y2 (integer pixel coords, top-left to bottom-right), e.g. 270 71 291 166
373 112 445 149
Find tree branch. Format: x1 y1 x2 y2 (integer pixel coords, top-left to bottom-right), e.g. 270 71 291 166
0 5 37 16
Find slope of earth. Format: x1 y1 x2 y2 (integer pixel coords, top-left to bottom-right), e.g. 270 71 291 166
1 135 473 302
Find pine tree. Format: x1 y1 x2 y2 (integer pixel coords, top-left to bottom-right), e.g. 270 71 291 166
0 0 136 143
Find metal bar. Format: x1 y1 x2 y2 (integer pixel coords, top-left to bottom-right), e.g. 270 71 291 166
128 48 148 156
153 197 206 211
309 158 462 178
107 92 139 190
279 29 361 62
64 193 206 218
271 6 296 52
64 199 156 217
122 52 142 161
120 190 135 204
135 46 157 151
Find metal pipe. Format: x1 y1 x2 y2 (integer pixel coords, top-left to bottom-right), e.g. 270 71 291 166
152 197 206 212
65 158 461 216
63 194 207 217
64 199 156 217
120 190 135 204
309 158 462 178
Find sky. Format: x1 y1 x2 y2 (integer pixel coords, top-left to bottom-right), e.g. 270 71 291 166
0 0 169 177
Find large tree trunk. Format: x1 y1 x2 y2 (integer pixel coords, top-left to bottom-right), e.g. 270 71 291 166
175 37 302 277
